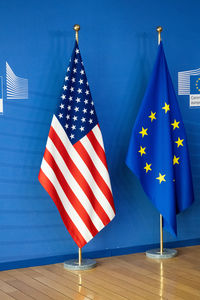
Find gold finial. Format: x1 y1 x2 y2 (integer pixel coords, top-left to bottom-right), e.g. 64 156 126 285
157 26 163 33
73 24 80 44
156 26 163 45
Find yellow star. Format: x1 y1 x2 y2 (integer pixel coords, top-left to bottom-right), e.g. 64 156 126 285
156 173 166 184
175 137 184 148
138 146 146 156
171 119 180 130
162 102 170 114
148 111 156 122
173 155 180 165
144 163 152 173
139 127 148 138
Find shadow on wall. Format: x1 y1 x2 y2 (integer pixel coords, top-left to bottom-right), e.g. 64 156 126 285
110 32 154 194
30 30 72 108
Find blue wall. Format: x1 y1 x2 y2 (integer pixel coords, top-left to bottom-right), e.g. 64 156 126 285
0 0 200 268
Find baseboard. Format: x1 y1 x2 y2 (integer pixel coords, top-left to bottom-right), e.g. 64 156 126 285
0 238 200 271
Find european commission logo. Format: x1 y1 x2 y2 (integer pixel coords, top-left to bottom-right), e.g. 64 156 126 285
178 68 200 107
0 62 28 114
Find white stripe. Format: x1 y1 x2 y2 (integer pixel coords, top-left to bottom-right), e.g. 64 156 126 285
80 134 112 192
46 137 105 232
41 158 93 242
92 125 105 149
52 115 115 220
179 68 200 75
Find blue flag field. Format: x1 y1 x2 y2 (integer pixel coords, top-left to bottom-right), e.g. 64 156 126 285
126 42 194 236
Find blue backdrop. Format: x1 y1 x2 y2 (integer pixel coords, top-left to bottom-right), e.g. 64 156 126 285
0 0 199 268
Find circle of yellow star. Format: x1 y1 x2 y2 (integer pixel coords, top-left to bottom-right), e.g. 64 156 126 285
144 163 152 173
175 137 184 148
171 119 180 130
162 102 170 114
139 127 148 138
156 173 166 184
148 111 156 122
138 146 146 156
173 155 180 165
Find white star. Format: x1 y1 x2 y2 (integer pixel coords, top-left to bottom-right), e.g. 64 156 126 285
91 101 94 106
79 79 83 84
73 116 78 121
72 77 76 83
80 69 84 75
90 109 94 115
89 119 93 124
81 117 86 122
73 68 77 73
74 58 78 64
67 105 71 110
70 134 74 139
83 108 87 114
65 124 69 129
81 61 84 65
66 114 70 120
65 76 69 81
75 48 79 54
74 106 79 112
61 94 66 100
70 87 74 92
63 85 67 90
69 96 73 101
67 67 70 72
85 90 89 95
60 104 64 109
76 97 81 103
80 126 84 132
71 125 76 130
84 99 88 104
86 81 89 86
58 113 63 119
77 88 82 94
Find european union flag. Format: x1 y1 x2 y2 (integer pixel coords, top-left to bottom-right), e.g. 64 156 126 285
126 42 194 236
190 75 200 94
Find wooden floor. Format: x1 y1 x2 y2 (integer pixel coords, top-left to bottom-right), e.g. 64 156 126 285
0 246 200 299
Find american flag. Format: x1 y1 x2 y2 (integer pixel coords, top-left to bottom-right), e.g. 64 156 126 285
38 41 115 248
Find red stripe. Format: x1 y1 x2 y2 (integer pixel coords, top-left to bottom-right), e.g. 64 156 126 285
49 126 111 225
43 148 99 237
87 129 108 169
74 140 115 212
38 169 86 248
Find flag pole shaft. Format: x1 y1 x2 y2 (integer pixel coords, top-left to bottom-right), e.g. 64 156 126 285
157 26 163 255
160 214 163 254
79 247 82 266
73 24 82 265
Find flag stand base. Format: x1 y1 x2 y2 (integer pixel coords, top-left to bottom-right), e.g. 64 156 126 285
146 248 177 259
64 259 97 271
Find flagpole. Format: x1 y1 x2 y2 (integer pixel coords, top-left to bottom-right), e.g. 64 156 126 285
157 26 163 255
64 24 97 270
146 26 177 259
73 24 82 267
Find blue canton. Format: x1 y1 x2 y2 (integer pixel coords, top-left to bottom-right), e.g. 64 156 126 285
56 41 98 145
